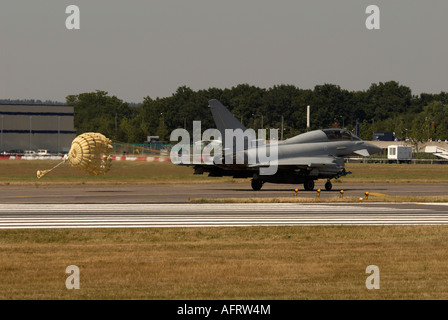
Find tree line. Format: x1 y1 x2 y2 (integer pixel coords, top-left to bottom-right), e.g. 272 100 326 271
65 81 448 144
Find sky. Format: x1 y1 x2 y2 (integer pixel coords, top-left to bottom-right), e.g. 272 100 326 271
1 0 447 103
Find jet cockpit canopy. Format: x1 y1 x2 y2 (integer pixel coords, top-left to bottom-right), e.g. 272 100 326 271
322 129 361 141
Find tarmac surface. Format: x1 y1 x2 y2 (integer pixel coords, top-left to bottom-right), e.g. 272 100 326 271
0 182 447 204
1 183 447 229
0 202 447 229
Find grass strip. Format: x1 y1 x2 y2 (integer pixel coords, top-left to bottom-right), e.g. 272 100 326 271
1 226 448 299
1 160 448 185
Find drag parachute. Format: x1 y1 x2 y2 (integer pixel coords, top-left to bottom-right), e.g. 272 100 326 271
37 132 113 179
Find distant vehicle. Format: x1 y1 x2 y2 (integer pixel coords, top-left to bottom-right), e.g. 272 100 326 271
37 149 50 156
24 150 36 157
373 132 395 141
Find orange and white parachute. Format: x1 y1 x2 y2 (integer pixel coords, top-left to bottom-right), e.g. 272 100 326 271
37 132 113 179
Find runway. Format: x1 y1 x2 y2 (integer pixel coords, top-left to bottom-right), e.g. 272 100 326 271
0 202 448 229
0 182 447 203
0 183 447 229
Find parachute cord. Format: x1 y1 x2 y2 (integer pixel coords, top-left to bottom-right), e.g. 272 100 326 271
36 156 68 179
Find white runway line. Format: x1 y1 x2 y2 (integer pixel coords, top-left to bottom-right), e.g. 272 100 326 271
0 203 429 213
0 203 447 229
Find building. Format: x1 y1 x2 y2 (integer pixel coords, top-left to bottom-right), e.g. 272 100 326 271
387 145 413 161
0 103 77 153
373 132 395 141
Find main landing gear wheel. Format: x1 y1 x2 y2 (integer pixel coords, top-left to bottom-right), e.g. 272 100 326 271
304 180 315 191
251 179 264 191
325 180 333 191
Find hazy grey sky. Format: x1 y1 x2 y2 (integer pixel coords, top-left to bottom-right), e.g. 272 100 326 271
1 0 447 102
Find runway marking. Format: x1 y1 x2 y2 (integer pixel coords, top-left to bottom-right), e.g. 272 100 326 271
0 203 447 229
0 203 429 211
417 203 448 206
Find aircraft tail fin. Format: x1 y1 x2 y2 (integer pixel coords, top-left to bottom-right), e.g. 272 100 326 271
208 99 256 150
208 99 247 135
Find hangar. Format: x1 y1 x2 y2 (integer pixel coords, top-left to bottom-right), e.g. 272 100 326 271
0 103 77 154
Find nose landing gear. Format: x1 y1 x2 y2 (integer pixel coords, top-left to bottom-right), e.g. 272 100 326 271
251 179 264 191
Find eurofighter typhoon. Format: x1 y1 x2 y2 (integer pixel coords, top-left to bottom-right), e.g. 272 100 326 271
181 99 382 191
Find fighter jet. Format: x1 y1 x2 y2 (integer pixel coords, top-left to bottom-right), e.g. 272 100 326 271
189 99 382 191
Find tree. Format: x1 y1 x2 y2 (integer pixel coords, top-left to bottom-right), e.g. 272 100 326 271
366 81 412 120
422 101 448 140
66 90 135 142
66 82 448 145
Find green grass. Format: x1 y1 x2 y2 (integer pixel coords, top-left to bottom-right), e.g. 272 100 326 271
343 163 448 183
1 160 448 186
1 160 448 300
1 226 448 299
0 159 236 185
